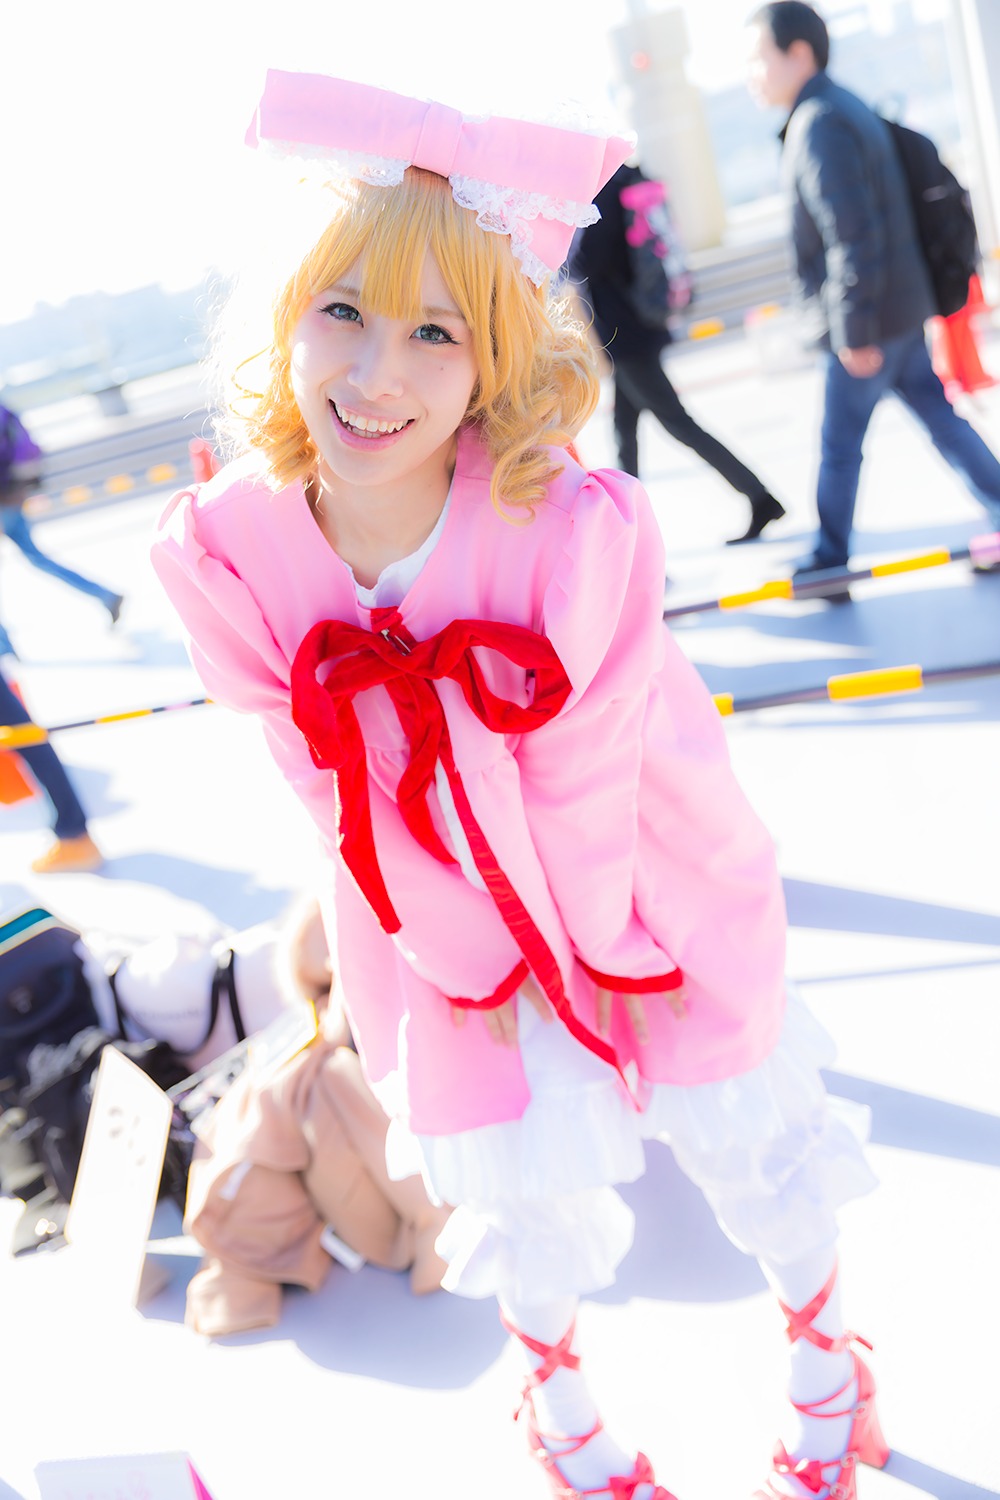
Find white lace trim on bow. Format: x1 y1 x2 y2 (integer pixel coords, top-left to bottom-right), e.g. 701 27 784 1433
449 175 599 282
260 137 409 186
257 138 601 284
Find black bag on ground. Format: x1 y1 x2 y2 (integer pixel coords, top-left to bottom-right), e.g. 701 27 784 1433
0 907 100 1095
3 1026 192 1206
883 118 980 318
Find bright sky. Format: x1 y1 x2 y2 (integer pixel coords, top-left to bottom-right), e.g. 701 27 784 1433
0 0 949 324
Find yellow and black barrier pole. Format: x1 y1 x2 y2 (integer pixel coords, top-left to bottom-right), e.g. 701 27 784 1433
5 662 1000 745
664 532 1000 620
0 697 212 751
713 660 1000 716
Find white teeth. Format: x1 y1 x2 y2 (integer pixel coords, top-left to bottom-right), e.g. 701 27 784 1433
334 403 408 435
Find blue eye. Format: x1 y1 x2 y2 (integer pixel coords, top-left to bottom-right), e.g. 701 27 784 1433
415 324 456 345
320 301 361 323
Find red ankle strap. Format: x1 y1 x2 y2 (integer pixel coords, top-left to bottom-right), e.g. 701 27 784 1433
499 1310 581 1389
777 1259 848 1353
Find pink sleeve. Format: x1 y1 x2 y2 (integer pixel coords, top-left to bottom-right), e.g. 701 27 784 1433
150 487 337 846
517 468 765 993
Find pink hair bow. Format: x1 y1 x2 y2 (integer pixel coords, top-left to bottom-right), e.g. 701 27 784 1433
245 69 636 284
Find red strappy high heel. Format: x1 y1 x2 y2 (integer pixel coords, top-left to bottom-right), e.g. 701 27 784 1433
500 1311 679 1500
754 1261 890 1499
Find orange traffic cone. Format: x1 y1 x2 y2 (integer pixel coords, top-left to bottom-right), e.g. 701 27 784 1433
931 274 997 398
189 438 222 483
0 750 34 804
0 675 37 806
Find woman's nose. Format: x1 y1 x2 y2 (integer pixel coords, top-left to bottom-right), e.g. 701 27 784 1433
347 333 405 400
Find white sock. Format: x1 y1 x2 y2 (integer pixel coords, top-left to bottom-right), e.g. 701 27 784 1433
760 1247 856 1494
499 1293 657 1498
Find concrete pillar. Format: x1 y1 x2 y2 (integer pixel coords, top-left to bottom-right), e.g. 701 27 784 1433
947 0 1000 291
609 5 727 251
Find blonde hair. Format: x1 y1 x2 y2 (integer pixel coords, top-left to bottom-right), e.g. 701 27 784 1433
213 168 600 518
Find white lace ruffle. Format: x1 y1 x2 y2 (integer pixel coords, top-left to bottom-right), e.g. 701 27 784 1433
449 175 600 283
258 137 408 186
387 992 877 1297
254 139 601 284
386 1075 647 1206
436 1188 636 1303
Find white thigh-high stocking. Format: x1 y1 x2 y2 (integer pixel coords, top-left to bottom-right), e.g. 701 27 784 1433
499 1293 658 1499
759 1247 856 1491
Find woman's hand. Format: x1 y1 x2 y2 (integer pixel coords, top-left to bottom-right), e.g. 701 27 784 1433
595 984 687 1044
450 972 553 1047
450 975 685 1048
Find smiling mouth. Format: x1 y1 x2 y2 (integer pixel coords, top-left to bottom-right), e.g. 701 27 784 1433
331 401 413 438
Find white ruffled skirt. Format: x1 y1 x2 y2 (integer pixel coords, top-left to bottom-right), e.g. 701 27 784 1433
385 990 877 1303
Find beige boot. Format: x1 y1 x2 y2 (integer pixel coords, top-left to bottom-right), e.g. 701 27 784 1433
31 832 103 873
319 1048 451 1293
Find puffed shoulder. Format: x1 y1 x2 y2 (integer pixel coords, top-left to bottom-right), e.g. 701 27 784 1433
536 452 667 705
151 459 292 716
155 451 271 530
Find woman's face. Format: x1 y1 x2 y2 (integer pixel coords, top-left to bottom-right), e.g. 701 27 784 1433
289 248 479 502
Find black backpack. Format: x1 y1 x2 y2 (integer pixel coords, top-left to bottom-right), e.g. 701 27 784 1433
6 1026 192 1202
0 907 199 1245
617 168 693 330
883 118 979 318
0 907 100 1094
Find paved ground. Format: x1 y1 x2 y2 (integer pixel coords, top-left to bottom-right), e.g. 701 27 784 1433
1 319 999 1500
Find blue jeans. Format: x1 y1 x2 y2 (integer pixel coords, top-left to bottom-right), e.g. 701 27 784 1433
0 666 89 838
1 504 119 610
814 328 1000 566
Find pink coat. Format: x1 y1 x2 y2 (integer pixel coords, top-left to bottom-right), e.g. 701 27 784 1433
152 426 787 1135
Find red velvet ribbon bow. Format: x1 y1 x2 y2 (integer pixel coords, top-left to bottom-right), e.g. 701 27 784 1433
290 610 571 934
609 1454 664 1500
771 1443 828 1496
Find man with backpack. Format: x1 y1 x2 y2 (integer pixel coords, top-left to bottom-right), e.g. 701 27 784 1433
567 164 787 545
746 0 1000 587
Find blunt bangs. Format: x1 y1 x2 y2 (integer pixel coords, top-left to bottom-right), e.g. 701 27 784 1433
285 169 492 336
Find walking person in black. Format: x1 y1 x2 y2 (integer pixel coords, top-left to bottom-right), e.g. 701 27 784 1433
568 164 786 544
745 1 1000 579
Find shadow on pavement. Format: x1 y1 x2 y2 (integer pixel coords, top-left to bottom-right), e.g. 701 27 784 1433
598 1143 765 1306
784 878 1000 946
102 853 293 930
824 1070 1000 1168
886 1452 1000 1499
144 1246 509 1387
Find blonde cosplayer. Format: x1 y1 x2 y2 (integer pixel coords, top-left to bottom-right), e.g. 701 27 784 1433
216 168 601 520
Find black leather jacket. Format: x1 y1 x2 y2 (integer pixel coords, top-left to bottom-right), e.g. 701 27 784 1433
781 72 934 350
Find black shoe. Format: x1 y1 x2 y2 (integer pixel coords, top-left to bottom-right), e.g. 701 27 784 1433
726 493 786 545
107 594 124 625
792 556 852 603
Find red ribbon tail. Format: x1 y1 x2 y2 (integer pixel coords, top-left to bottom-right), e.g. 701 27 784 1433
437 731 628 1087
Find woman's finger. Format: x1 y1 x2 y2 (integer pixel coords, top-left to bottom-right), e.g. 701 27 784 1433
623 992 650 1044
595 986 612 1036
485 998 519 1047
667 985 688 1019
519 974 553 1023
